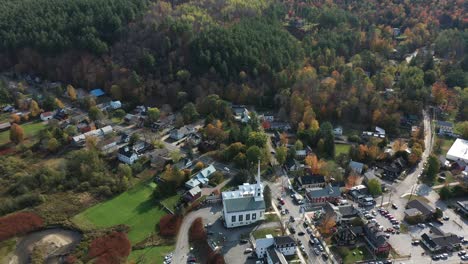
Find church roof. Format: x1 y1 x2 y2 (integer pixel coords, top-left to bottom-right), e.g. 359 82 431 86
224 196 265 213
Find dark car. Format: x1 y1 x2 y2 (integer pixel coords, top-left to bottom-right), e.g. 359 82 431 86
322 253 329 260
298 231 305 236
303 222 308 228
391 203 398 209
289 227 296 234
309 239 315 246
289 216 295 222
240 239 249 244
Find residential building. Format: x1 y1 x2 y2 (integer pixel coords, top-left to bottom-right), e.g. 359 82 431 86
295 150 307 159
40 112 54 121
72 125 113 145
323 203 359 223
333 126 343 136
90 88 105 97
306 184 342 204
437 121 454 136
232 105 250 123
363 222 391 254
187 133 202 146
349 161 364 175
446 138 468 164
185 164 217 189
362 127 386 139
334 225 363 246
98 137 119 152
222 162 265 228
117 146 138 164
266 247 288 264
296 175 326 189
456 201 468 217
184 186 202 202
255 234 296 260
110 100 122 109
405 199 435 221
421 227 462 253
170 126 195 140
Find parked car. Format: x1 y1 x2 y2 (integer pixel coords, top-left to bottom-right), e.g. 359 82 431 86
289 216 295 222
309 240 315 246
392 203 398 209
458 250 466 256
432 255 440 260
240 239 249 244
289 227 296 234
322 253 329 260
244 248 253 254
411 240 420 246
298 231 305 236
443 216 449 221
418 223 426 228
314 248 320 255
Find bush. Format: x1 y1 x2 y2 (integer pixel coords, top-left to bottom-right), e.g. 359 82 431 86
158 214 183 237
337 247 350 257
88 232 131 264
0 212 44 241
189 218 206 242
0 194 45 216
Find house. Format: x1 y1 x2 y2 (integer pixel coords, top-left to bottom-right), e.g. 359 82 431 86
334 225 363 246
349 161 364 175
110 101 122 109
263 121 292 131
456 201 468 217
260 113 274 122
232 105 250 123
0 122 11 132
150 148 171 170
363 222 391 254
72 125 113 145
266 247 288 264
405 199 435 221
222 162 265 228
323 202 359 223
187 133 202 146
90 88 105 97
40 112 54 121
255 235 296 259
446 139 468 164
296 175 326 189
185 164 217 189
306 184 342 204
295 150 307 159
362 127 386 139
170 126 195 140
53 108 68 120
333 126 343 136
118 146 138 164
421 227 462 253
376 157 407 180
174 158 192 170
184 186 202 202
437 121 454 136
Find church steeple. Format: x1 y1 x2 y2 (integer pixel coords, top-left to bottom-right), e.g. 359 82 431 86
255 160 263 200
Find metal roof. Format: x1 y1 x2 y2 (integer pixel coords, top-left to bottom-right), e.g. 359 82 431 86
223 196 265 213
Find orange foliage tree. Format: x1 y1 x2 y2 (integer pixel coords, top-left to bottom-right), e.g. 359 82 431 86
0 212 44 241
189 217 206 242
159 214 182 237
88 232 131 264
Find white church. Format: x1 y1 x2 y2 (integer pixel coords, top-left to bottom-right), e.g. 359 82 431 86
222 162 266 228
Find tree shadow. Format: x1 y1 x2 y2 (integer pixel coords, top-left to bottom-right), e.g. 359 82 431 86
135 198 157 214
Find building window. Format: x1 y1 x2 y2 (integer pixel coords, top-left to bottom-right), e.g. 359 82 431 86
246 214 250 221
260 211 263 217
239 214 243 222
252 213 256 220
232 215 236 222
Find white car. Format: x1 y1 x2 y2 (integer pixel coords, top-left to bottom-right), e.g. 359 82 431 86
244 248 253 253
224 167 230 172
418 223 426 228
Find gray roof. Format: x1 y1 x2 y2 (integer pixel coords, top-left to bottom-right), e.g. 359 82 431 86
404 208 422 217
267 247 288 264
349 161 364 174
224 196 266 213
407 199 435 217
307 185 341 198
273 236 296 247
437 120 453 127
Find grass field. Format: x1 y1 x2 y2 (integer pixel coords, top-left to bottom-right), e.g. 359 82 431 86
0 121 45 145
440 137 455 155
72 181 167 244
0 239 16 262
332 245 372 264
335 144 351 157
128 245 174 264
252 227 283 239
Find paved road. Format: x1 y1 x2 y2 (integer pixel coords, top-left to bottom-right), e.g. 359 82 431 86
173 206 222 264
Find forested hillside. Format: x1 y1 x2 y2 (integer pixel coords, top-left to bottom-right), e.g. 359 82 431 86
0 0 467 131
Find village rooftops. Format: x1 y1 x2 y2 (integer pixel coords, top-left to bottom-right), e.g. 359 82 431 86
306 184 342 198
407 199 435 217
223 196 266 213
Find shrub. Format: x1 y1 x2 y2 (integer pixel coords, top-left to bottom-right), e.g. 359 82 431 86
88 232 131 264
0 212 44 241
189 218 206 242
158 214 182 237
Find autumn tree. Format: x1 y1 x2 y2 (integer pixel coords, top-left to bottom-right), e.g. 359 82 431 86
346 174 360 189
275 146 287 165
67 85 77 101
10 113 20 123
318 212 336 236
432 82 449 106
305 154 322 174
10 123 24 144
47 138 60 153
29 100 41 117
55 98 64 109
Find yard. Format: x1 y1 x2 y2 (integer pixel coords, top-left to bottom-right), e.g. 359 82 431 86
128 245 174 264
160 194 181 212
332 245 373 264
0 121 46 145
435 136 454 156
335 144 351 157
252 226 283 239
72 181 167 244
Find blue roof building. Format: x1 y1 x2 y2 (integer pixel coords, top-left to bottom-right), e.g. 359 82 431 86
90 88 105 97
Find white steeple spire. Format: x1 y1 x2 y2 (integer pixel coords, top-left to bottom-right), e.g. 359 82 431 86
255 160 263 200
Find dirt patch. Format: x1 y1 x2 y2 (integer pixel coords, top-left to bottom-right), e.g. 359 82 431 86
9 228 82 264
77 192 96 207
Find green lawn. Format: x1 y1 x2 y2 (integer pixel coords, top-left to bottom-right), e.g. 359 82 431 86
128 245 174 264
335 144 351 157
333 245 373 264
0 121 46 145
160 194 181 212
72 181 167 244
252 227 283 239
264 213 280 223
